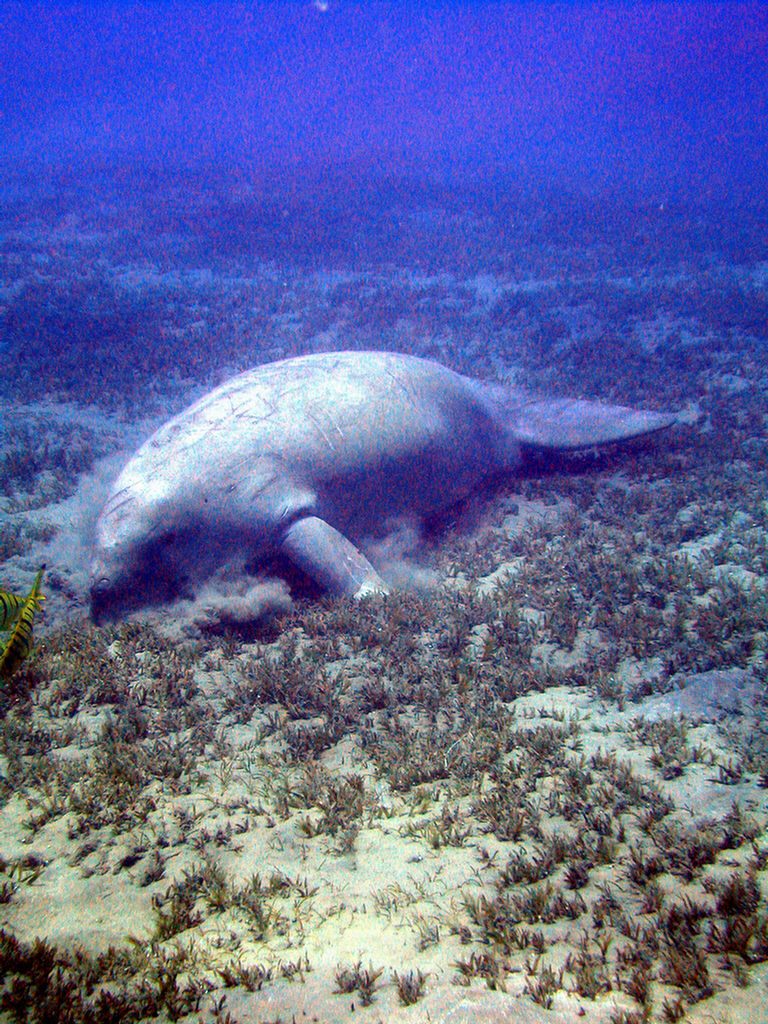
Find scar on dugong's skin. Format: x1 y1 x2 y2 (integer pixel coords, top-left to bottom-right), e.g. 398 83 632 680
90 350 677 620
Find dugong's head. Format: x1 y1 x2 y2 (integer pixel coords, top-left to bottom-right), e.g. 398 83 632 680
90 481 186 622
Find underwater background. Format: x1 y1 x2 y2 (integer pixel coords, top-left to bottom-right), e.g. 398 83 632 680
1 2 768 1022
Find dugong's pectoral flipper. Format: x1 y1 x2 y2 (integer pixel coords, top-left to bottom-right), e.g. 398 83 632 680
511 397 677 450
280 516 389 598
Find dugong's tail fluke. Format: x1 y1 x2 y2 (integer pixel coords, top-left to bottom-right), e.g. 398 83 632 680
509 397 677 451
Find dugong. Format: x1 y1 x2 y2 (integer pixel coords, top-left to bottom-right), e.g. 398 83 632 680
90 351 675 620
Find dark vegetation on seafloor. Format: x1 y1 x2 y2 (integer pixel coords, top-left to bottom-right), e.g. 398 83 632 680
2 172 767 416
0 175 767 1021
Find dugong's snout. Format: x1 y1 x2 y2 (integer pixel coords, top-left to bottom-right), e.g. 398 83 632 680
89 567 160 623
89 538 190 621
89 576 115 625
89 543 144 622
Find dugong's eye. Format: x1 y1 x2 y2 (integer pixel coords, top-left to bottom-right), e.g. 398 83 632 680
158 531 178 548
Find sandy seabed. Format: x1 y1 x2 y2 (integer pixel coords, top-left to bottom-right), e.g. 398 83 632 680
1 176 768 1023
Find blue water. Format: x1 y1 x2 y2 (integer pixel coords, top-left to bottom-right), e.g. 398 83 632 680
1 1 766 203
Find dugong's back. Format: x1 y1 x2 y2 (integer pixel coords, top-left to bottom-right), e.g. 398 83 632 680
145 351 509 527
92 351 510 618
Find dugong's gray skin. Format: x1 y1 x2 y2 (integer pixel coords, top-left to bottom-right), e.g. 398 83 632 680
90 351 675 620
